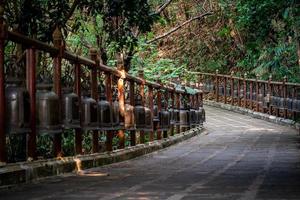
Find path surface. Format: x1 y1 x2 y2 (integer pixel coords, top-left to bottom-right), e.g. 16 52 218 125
1 106 300 200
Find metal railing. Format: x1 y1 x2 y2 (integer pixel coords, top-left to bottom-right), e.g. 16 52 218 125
195 70 300 120
0 12 204 163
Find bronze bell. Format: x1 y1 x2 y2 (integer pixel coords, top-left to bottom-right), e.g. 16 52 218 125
153 104 159 122
159 102 170 131
36 84 62 135
292 99 300 112
5 79 30 134
134 94 146 130
144 106 153 131
125 100 135 130
199 107 206 123
179 103 190 128
97 85 113 131
286 98 293 110
112 92 122 130
81 93 98 131
62 88 80 129
189 107 197 127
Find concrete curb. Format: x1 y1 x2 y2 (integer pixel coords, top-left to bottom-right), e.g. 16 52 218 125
204 100 300 131
0 126 204 188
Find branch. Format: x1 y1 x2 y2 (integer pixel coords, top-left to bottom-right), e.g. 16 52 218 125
152 0 175 15
147 12 213 44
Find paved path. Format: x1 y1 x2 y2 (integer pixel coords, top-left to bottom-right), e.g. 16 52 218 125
1 106 300 200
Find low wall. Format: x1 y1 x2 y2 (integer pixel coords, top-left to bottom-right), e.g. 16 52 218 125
0 126 204 188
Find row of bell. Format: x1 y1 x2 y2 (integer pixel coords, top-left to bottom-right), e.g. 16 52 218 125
5 80 206 135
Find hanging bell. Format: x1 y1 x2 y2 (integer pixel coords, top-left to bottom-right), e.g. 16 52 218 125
218 86 224 96
159 102 170 131
292 99 300 112
62 88 80 129
179 102 190 128
134 94 146 131
226 88 231 96
125 99 135 130
5 78 30 134
111 92 122 130
144 106 153 132
252 92 256 101
97 85 113 131
36 84 62 135
286 98 293 110
81 92 98 131
189 107 197 127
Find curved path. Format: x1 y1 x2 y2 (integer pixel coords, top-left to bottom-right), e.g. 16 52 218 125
1 106 300 200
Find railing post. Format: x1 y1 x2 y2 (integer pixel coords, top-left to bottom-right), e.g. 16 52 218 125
243 73 247 108
215 70 219 102
0 3 6 162
230 72 234 106
138 69 145 144
255 75 259 112
224 76 227 104
148 85 154 141
52 27 63 157
129 80 136 146
175 91 180 134
238 78 241 107
283 76 288 118
157 81 162 140
170 88 175 136
74 63 82 155
163 90 169 138
250 80 253 110
26 48 37 160
90 48 99 153
268 75 272 115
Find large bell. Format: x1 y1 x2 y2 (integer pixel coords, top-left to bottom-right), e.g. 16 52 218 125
134 94 145 131
169 107 180 125
81 93 98 131
179 103 190 128
144 106 153 131
189 107 197 127
36 84 62 135
196 107 205 125
97 86 113 131
292 99 300 112
62 88 80 129
112 93 122 130
159 103 170 131
5 79 30 134
125 100 135 130
286 98 293 110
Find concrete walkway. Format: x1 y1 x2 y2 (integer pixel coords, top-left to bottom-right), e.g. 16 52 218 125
1 105 300 200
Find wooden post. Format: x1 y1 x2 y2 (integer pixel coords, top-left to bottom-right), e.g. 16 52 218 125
148 86 154 141
243 73 247 108
224 76 227 104
90 48 99 153
26 48 37 160
175 92 180 134
52 27 63 157
231 72 234 106
255 75 259 112
129 80 136 146
157 82 162 140
106 73 119 149
268 75 272 115
250 80 253 110
170 88 175 136
215 70 219 102
163 90 168 138
0 3 6 162
138 69 145 143
283 76 288 118
238 79 241 107
74 63 82 155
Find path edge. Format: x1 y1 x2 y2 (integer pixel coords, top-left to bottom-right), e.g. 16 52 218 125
204 100 300 131
0 127 204 188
